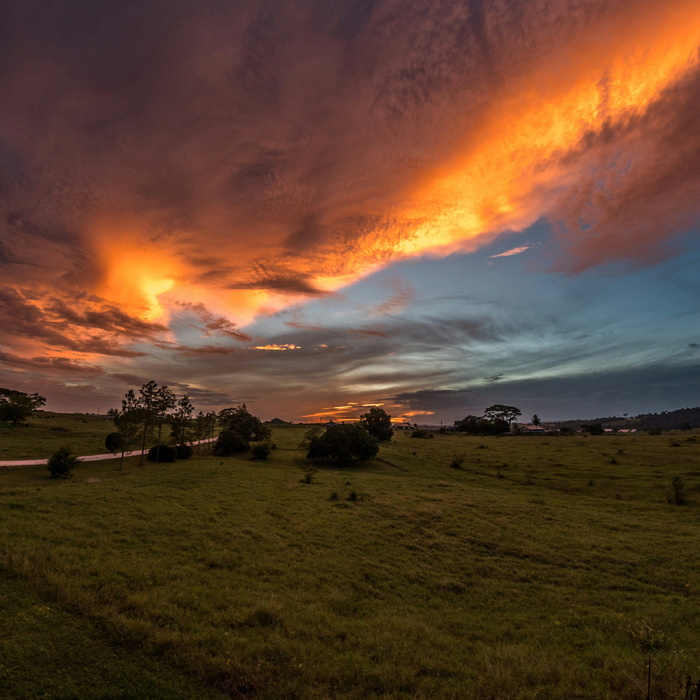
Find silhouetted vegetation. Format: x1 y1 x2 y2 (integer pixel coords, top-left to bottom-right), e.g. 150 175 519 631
307 424 378 461
411 428 434 439
46 446 79 478
0 388 46 426
359 407 393 442
213 429 249 455
250 441 272 460
582 423 605 435
147 444 177 463
454 415 509 435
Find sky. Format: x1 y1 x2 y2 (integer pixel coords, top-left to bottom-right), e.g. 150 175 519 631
0 0 699 424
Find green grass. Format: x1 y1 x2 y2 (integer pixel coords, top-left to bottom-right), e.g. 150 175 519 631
1 427 699 698
0 412 115 459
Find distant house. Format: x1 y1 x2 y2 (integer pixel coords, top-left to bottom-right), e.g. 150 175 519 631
517 424 546 434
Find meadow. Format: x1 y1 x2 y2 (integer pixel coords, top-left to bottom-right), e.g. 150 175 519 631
1 421 699 699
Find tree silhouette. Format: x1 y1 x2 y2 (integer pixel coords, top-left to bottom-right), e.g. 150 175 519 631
359 407 393 442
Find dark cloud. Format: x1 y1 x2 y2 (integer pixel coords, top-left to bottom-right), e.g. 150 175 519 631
173 344 236 356
0 351 105 376
227 275 328 297
174 302 251 342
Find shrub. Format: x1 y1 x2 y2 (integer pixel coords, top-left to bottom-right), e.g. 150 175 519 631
47 446 79 478
307 424 378 461
104 432 124 452
176 444 193 460
669 476 687 505
450 454 465 469
299 427 322 450
213 429 249 455
250 441 272 460
411 428 434 439
147 444 177 462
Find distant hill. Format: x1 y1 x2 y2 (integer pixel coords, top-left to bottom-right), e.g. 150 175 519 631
559 406 700 431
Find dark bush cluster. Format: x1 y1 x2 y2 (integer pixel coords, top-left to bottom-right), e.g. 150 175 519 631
411 428 434 439
176 444 193 460
250 441 272 460
147 444 177 462
105 432 124 452
307 424 378 461
213 429 249 455
453 416 509 435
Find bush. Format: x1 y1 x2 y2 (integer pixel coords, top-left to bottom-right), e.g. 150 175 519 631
213 429 249 456
147 444 177 463
250 441 272 460
105 432 124 452
411 428 434 439
176 444 193 460
47 446 79 478
307 424 379 461
450 453 465 469
669 476 687 505
299 427 323 450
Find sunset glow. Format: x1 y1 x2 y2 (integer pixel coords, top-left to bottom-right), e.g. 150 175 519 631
1 0 699 422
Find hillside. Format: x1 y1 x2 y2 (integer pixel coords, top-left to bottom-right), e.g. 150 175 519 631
559 405 700 431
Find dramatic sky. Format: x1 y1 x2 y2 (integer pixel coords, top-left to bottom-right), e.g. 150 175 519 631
1 0 699 423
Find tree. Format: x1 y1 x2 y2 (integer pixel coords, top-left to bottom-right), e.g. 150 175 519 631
0 388 46 426
454 415 509 435
483 404 522 426
47 446 79 478
170 394 195 448
219 404 269 442
531 414 541 427
107 390 144 470
137 381 176 465
359 407 393 442
306 424 379 461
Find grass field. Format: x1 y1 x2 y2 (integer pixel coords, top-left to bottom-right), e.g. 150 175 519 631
0 412 116 460
1 424 699 698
